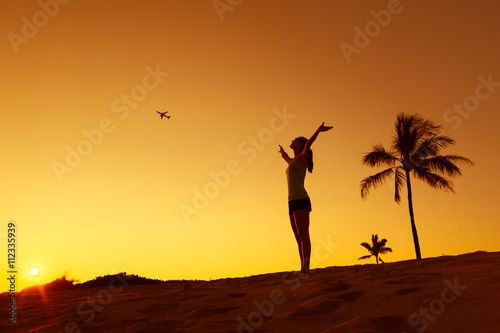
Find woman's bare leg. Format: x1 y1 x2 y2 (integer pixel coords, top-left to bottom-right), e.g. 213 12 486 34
289 213 304 269
292 209 311 273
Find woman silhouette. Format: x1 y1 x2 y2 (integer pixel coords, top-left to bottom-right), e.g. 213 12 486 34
279 122 333 274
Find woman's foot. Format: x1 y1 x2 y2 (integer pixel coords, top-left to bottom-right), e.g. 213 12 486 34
298 268 310 279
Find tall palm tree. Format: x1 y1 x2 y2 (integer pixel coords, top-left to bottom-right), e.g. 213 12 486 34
360 113 473 259
359 234 392 264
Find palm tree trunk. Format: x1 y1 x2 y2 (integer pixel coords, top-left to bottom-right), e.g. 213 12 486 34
406 170 422 259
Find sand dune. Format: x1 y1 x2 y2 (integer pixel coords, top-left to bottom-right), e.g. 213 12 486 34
1 251 499 332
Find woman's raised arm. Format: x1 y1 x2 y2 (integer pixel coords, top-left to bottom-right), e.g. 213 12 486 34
279 145 293 164
303 122 333 154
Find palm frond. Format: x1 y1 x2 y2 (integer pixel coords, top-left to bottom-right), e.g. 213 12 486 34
394 167 406 203
420 155 473 177
358 255 372 260
361 144 398 167
360 242 372 251
360 168 395 199
392 113 440 158
393 113 417 156
446 155 474 166
413 166 455 192
393 113 421 156
418 118 440 135
379 247 393 254
413 135 455 159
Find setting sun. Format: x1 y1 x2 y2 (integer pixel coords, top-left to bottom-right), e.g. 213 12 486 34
30 268 39 276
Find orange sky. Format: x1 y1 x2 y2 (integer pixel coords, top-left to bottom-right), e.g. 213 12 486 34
1 0 500 292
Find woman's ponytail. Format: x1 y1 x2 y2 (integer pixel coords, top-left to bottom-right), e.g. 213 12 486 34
308 150 313 173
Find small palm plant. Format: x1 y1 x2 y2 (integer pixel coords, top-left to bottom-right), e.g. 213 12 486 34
359 234 392 264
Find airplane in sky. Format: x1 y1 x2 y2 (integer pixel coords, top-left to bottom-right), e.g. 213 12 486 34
157 111 171 119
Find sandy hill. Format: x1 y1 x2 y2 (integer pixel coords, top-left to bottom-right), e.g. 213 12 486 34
1 251 499 332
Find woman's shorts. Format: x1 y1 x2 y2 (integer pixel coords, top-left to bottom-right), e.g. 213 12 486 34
288 198 312 215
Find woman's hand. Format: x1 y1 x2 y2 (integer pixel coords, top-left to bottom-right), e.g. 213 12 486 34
279 145 292 163
303 122 333 152
318 122 333 133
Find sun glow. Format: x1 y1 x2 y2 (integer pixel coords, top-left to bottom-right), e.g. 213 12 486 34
30 268 39 276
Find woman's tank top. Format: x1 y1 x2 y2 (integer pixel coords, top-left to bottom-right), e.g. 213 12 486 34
286 158 309 201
